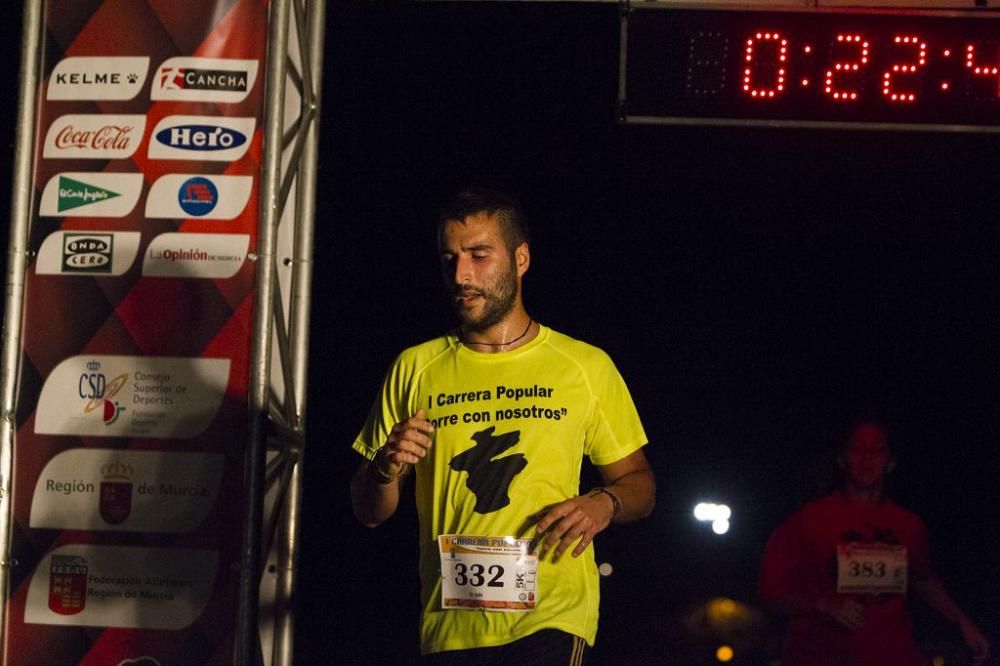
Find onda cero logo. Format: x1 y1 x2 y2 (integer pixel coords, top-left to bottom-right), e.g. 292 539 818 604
62 234 113 274
148 115 255 162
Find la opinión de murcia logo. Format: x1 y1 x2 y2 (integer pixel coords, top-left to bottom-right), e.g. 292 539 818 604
47 56 150 101
44 115 147 159
151 57 258 103
142 233 250 279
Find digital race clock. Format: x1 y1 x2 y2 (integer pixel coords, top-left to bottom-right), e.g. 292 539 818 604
620 4 1000 131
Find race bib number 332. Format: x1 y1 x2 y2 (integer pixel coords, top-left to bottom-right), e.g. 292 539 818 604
438 535 538 611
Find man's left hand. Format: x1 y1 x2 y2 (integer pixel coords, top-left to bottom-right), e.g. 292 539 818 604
530 491 616 560
960 619 990 665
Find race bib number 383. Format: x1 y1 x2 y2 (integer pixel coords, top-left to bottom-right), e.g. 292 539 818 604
439 535 537 611
836 543 908 594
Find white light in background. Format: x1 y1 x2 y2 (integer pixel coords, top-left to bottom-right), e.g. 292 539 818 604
693 501 732 535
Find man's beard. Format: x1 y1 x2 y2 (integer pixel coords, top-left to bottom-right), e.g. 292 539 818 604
453 262 518 333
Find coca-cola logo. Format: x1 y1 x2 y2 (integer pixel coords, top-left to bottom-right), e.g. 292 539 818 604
54 125 136 151
43 114 147 160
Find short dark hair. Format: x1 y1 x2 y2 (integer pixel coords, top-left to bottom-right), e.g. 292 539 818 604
438 187 530 253
838 420 894 456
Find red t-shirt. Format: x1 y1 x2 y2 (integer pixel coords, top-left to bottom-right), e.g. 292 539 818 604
759 492 932 666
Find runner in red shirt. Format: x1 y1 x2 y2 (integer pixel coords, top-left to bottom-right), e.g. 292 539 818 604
759 422 990 665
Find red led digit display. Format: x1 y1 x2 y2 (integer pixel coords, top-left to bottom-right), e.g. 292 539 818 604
965 43 1000 96
883 36 926 103
743 33 787 98
623 6 1000 131
825 34 869 102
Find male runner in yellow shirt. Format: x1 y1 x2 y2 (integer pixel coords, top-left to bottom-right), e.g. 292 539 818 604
351 188 655 663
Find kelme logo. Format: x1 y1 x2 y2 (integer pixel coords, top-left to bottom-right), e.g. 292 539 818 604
47 57 149 101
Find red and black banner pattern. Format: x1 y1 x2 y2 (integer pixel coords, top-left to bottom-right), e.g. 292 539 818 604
5 1 269 664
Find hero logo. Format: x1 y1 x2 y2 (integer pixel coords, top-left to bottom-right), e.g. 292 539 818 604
148 115 255 161
62 234 113 273
151 57 258 103
44 114 146 160
47 57 149 101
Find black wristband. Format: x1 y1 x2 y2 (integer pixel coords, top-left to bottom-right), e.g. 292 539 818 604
589 487 622 520
368 455 396 484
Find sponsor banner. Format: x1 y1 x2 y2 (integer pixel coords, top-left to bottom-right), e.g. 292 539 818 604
145 174 253 220
151 57 259 103
30 449 224 532
47 56 150 101
25 544 217 629
9 2 269 661
143 233 249 279
147 115 255 162
43 114 147 160
36 231 141 276
40 172 144 217
35 356 231 439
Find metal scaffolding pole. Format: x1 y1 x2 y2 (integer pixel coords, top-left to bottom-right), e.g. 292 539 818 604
245 1 327 664
0 0 44 640
270 0 326 664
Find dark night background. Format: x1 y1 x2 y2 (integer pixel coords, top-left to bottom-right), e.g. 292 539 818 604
2 2 999 664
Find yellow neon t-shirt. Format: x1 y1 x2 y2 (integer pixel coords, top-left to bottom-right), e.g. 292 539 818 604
353 325 648 654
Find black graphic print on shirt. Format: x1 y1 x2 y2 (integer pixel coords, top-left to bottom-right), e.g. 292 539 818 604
449 426 527 514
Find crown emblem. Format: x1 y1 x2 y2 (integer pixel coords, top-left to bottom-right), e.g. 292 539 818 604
86 360 101 371
101 460 133 481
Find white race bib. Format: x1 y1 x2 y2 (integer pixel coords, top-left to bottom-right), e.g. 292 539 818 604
438 535 538 611
836 543 908 594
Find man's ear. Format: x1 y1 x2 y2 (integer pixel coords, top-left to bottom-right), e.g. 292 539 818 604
515 242 530 277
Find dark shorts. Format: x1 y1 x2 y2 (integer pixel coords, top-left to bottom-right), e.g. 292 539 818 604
422 629 589 666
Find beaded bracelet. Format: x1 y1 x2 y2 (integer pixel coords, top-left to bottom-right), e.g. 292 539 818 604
368 447 411 485
589 487 622 520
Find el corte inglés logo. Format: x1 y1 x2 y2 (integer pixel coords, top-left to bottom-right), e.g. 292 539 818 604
57 176 120 212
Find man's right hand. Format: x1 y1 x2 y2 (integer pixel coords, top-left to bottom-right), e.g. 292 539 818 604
377 409 435 478
818 596 866 631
